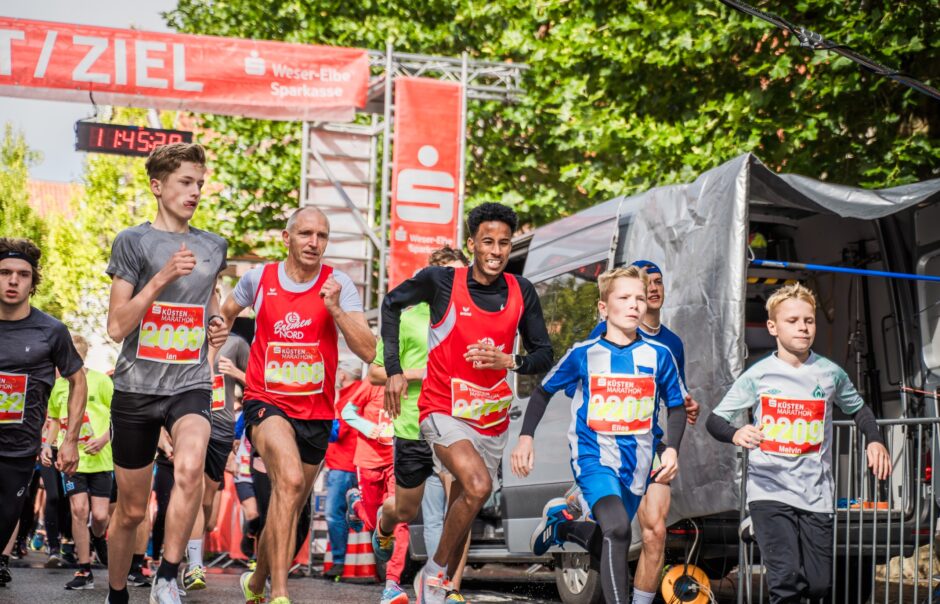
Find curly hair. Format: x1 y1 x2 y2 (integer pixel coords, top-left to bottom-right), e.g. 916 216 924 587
428 246 468 267
466 203 518 237
0 237 42 293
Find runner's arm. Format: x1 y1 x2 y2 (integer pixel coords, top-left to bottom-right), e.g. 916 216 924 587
380 267 443 376
515 279 554 375
340 400 378 438
519 386 552 438
851 405 884 445
705 412 739 444
664 405 687 450
57 368 88 475
334 310 375 364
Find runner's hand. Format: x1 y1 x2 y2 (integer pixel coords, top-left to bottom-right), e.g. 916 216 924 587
464 343 513 370
385 373 408 419
158 243 197 284
219 356 236 376
83 434 109 455
867 441 892 481
40 445 53 467
732 424 764 449
510 436 535 478
684 395 700 425
56 439 79 475
158 429 174 461
320 275 342 313
655 447 679 484
369 425 383 439
207 315 229 348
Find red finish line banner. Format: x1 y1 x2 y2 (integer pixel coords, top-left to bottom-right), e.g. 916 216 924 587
0 17 369 121
388 77 464 289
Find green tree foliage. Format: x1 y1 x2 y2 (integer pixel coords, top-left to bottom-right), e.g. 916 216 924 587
162 1 935 244
0 124 45 245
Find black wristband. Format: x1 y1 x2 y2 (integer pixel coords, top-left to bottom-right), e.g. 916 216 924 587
207 314 224 325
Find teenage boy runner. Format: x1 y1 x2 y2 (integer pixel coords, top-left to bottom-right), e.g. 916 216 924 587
369 246 469 600
0 238 86 589
44 334 114 590
105 143 229 604
382 204 553 604
579 260 699 604
706 283 891 603
511 265 687 604
182 328 250 592
221 206 375 604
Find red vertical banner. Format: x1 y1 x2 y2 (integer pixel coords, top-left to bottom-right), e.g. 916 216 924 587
388 77 464 289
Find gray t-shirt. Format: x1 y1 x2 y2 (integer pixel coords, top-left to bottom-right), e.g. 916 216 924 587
211 333 250 441
231 262 362 314
711 351 864 513
107 222 228 396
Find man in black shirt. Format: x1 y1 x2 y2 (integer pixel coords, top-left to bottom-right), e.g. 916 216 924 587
0 238 86 588
382 203 553 603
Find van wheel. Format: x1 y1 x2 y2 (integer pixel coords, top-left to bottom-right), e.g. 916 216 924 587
554 553 603 604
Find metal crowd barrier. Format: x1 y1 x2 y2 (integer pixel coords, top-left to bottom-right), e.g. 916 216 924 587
736 417 940 604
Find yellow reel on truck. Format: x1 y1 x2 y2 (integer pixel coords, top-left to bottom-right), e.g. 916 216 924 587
661 564 712 604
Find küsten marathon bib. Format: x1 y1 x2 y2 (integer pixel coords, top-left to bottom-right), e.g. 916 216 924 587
451 378 514 429
0 372 28 424
212 374 225 411
759 395 825 457
587 374 656 435
58 414 95 445
137 302 206 364
377 409 394 446
263 343 325 395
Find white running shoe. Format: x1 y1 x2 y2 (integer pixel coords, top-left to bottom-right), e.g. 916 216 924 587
413 565 448 604
150 577 183 604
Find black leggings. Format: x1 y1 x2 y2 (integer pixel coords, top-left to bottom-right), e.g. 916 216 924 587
151 460 175 561
15 468 41 544
558 495 632 604
250 464 312 560
0 456 38 550
39 456 71 548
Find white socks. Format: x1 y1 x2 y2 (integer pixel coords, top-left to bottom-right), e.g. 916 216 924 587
632 588 656 604
186 539 204 569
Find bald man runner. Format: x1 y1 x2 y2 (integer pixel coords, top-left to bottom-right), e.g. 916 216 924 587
221 206 375 604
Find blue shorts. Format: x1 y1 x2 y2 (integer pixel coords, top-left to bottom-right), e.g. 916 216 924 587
574 463 643 520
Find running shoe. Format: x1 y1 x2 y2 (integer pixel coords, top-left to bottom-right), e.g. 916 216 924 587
240 571 266 604
323 563 344 579
380 581 409 604
0 555 11 586
150 577 183 604
182 565 206 591
91 532 109 566
65 569 94 590
345 488 362 525
270 598 291 604
128 568 152 587
444 592 466 603
413 565 448 604
247 558 258 572
564 483 585 520
30 531 45 551
12 538 27 559
45 551 65 568
530 497 572 556
372 507 396 563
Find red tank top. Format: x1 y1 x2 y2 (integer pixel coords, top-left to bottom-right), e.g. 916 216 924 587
243 262 338 420
419 267 524 436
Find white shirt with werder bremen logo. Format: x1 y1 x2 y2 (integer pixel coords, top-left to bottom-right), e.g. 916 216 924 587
711 351 864 513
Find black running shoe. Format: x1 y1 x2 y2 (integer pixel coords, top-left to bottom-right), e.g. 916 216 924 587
127 568 151 587
65 570 94 590
0 555 11 586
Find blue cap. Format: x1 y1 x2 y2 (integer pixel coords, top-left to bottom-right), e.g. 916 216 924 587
630 259 662 275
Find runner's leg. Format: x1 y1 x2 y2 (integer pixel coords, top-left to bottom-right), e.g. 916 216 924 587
440 473 471 589
108 465 153 592
431 440 492 570
634 483 670 598
69 490 92 565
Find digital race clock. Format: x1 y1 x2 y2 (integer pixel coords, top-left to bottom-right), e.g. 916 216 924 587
75 122 194 157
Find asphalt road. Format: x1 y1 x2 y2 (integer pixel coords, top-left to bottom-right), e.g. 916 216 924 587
0 551 562 604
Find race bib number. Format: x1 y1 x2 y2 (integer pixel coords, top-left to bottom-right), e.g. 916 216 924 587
0 372 27 424
57 413 95 445
450 378 513 429
212 374 225 411
264 343 325 395
137 302 205 364
759 395 825 457
587 374 656 435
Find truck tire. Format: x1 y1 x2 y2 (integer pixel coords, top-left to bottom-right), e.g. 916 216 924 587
554 553 603 604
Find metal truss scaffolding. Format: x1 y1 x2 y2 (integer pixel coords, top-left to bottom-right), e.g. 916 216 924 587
300 44 527 313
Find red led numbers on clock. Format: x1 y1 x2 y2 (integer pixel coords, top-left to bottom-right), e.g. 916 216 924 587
75 122 193 157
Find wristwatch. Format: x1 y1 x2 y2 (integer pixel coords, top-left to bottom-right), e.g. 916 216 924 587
509 355 522 371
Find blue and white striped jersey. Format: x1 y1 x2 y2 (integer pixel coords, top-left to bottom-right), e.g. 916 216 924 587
543 335 685 496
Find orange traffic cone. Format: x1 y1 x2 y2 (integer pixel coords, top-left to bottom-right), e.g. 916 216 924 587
341 527 377 583
323 539 335 574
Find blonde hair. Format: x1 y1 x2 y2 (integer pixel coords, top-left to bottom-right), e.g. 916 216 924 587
765 283 817 319
598 266 648 302
145 143 206 183
71 333 89 360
